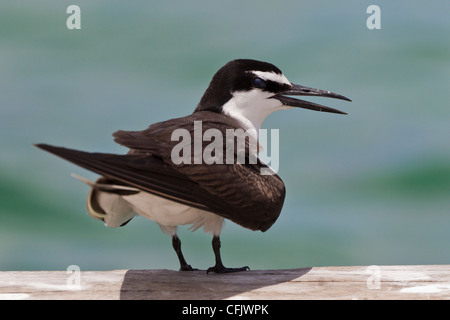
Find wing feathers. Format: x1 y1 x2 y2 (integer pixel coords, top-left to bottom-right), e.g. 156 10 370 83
35 111 285 232
35 144 211 212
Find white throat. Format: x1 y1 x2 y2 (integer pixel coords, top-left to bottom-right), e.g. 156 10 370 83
221 70 292 140
221 89 291 139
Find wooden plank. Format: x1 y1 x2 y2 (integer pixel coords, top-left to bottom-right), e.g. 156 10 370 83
0 265 449 300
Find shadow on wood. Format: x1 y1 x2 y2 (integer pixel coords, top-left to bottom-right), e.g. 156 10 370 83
1 265 449 299
119 268 312 300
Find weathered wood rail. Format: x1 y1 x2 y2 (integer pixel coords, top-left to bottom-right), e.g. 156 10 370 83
0 265 449 300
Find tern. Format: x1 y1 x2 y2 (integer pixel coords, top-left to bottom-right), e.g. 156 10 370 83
36 59 351 273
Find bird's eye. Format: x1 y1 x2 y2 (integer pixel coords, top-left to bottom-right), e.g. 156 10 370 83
253 77 267 89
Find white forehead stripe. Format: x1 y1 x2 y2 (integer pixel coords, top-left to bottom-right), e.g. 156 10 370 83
250 71 291 86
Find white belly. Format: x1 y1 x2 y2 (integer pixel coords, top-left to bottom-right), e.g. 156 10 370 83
77 174 224 236
123 192 224 235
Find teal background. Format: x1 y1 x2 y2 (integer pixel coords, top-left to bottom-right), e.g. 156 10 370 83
1 1 449 271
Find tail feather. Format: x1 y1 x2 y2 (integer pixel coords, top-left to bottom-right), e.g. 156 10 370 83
71 173 140 192
85 176 137 227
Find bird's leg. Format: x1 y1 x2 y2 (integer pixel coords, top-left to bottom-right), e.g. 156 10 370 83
172 234 197 271
206 235 250 274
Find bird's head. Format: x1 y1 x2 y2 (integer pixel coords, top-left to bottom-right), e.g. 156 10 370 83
195 59 351 132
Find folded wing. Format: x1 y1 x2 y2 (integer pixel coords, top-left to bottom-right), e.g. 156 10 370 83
35 111 285 231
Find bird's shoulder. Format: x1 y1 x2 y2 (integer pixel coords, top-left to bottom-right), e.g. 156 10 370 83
113 111 256 159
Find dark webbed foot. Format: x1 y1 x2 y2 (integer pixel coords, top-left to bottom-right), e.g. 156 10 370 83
179 264 199 271
207 235 250 274
206 265 250 274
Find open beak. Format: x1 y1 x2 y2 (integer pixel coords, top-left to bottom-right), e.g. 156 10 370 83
273 83 351 115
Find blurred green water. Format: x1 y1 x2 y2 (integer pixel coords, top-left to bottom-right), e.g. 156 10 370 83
0 0 449 271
